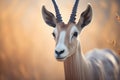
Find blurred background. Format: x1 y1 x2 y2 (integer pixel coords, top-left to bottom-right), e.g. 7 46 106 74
0 0 120 80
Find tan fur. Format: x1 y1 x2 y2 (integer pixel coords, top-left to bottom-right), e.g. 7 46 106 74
54 23 120 80
42 1 120 79
55 23 78 58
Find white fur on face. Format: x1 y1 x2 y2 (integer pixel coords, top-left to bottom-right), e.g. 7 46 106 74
55 31 69 58
53 28 58 38
69 26 79 43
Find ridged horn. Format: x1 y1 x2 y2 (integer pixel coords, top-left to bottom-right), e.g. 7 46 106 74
69 0 79 23
52 0 62 22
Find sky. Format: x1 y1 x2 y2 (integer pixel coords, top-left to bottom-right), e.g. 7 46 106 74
0 0 120 80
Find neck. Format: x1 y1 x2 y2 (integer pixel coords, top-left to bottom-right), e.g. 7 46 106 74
64 42 92 80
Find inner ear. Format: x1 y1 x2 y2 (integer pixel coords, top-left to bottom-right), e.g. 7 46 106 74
77 4 92 29
42 6 57 27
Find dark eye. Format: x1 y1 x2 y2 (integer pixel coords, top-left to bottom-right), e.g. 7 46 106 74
52 32 56 38
73 32 78 37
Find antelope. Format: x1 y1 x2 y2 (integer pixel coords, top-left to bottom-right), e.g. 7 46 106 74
42 0 120 80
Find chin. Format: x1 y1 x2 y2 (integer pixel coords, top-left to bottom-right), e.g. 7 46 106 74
56 59 65 62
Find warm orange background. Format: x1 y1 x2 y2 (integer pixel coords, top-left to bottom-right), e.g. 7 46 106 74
0 0 120 80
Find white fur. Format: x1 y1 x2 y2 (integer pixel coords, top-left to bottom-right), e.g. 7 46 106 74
53 28 58 38
55 31 69 58
69 26 79 43
105 53 119 72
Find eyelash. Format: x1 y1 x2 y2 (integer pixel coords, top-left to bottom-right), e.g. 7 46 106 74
73 32 78 37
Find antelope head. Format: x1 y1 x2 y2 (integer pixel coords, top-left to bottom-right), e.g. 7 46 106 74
42 0 92 61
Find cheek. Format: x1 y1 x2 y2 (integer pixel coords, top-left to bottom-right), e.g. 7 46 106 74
71 40 77 50
67 39 77 53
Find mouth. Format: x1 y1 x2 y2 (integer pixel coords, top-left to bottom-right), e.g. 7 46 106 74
56 56 66 61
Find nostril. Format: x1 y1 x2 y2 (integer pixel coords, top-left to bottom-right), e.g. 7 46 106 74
60 50 65 54
55 49 65 55
55 50 58 55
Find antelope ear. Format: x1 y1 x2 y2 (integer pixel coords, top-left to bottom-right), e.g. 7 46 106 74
42 6 57 27
77 4 92 29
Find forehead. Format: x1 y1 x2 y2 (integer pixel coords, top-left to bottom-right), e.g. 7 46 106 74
54 23 77 32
